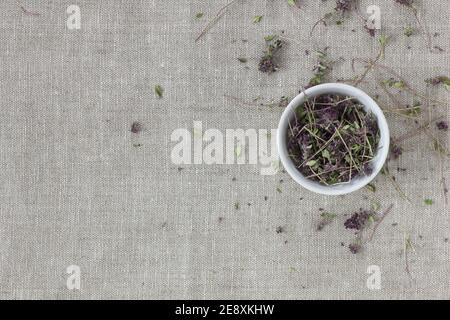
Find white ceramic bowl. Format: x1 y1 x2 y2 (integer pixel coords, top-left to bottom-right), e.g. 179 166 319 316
277 83 390 195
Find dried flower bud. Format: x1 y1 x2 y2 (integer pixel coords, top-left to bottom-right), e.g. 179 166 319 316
436 121 449 131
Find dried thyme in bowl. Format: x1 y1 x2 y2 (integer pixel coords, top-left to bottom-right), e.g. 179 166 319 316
287 94 380 185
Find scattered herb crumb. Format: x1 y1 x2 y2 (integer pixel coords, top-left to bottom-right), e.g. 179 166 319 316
234 202 240 210
195 12 204 19
131 121 142 134
276 226 286 234
237 57 248 63
348 242 362 254
424 199 433 205
390 144 403 160
278 96 289 108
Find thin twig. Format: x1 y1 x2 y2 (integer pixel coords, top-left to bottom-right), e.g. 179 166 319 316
195 0 240 43
368 204 394 241
393 115 444 145
410 7 434 53
354 59 444 104
224 94 278 108
404 233 414 281
19 6 40 16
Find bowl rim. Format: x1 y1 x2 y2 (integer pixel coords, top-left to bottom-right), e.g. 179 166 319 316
277 83 390 195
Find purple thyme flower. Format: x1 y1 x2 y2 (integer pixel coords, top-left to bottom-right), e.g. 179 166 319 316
436 121 449 131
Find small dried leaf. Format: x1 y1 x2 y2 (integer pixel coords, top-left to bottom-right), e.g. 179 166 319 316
404 26 414 37
378 34 389 46
366 183 376 192
235 145 242 157
371 201 381 211
444 83 450 93
253 15 263 23
155 85 163 98
306 160 317 167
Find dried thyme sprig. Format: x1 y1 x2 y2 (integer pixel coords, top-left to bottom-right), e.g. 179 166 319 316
287 94 380 185
425 76 450 93
259 36 284 73
308 50 333 87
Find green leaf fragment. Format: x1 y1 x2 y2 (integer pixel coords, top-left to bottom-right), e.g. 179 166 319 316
287 0 296 7
155 85 163 98
378 34 389 46
235 145 242 157
444 83 450 93
253 15 263 23
366 183 376 192
404 26 414 37
306 160 317 167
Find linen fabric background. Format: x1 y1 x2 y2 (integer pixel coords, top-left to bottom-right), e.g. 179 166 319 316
0 0 449 299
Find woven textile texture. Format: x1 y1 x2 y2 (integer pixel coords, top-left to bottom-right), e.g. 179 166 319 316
0 0 449 299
